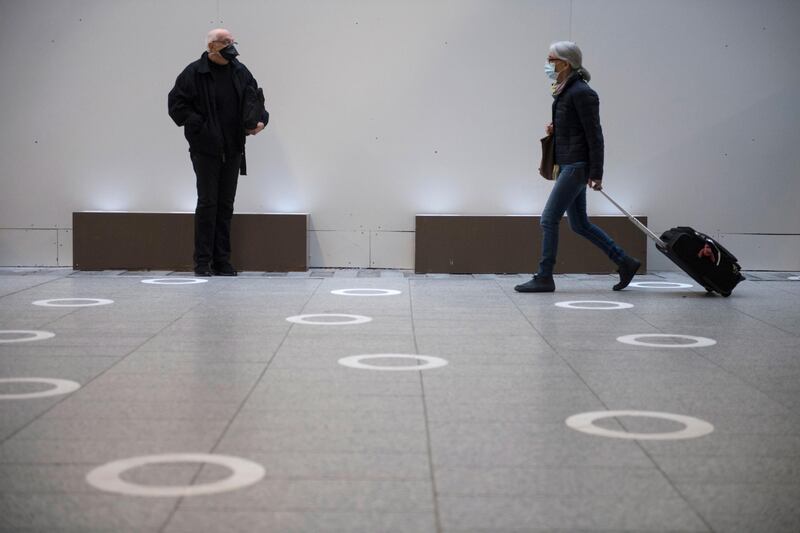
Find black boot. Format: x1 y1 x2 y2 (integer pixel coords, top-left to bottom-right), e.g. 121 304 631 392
515 274 555 293
194 264 213 277
212 262 238 277
613 256 641 291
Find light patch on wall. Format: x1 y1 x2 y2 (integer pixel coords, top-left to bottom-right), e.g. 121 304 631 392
501 181 540 215
415 177 464 213
177 196 197 212
268 197 302 213
90 193 129 212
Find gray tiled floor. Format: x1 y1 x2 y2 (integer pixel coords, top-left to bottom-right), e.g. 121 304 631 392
1 268 799 532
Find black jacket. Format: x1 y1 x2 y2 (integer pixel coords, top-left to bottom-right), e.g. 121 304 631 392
552 75 604 180
168 52 269 175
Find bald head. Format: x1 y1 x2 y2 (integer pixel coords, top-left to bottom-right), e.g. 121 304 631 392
207 28 233 46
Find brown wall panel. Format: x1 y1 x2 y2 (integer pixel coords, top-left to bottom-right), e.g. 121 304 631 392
415 215 647 274
73 212 307 271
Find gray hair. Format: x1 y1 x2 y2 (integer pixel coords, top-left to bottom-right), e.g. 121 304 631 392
549 41 591 82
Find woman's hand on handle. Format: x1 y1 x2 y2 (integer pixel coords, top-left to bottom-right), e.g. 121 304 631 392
588 179 603 191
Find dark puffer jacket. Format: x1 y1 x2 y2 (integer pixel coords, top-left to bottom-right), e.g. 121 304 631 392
168 52 269 175
552 75 604 180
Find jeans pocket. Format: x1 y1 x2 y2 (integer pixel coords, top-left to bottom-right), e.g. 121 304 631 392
559 163 588 183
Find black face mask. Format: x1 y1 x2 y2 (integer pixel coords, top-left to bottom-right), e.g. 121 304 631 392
219 44 239 61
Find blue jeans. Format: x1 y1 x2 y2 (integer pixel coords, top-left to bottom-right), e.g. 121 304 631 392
538 162 626 276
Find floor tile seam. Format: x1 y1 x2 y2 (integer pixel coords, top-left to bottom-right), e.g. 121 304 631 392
0 474 435 491
200 450 433 458
630 313 798 416
648 452 800 459
23 306 86 330
409 278 444 533
245 392 426 398
167 508 438 516
669 480 800 488
219 449 432 456
725 304 800 337
620 310 795 386
236 405 427 412
174 505 438 513
622 437 720 532
0 452 429 465
0 461 101 466
220 428 432 436
432 465 661 474
0 295 219 446
0 276 72 301
39 417 241 422
433 489 695 499
491 279 615 410
424 418 607 424
101 371 269 377
437 526 708 533
1 309 81 330
232 406 428 413
208 475 435 483
158 276 326 533
493 278 717 532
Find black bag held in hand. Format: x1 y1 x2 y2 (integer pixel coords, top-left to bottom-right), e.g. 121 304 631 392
539 134 556 180
242 86 269 131
600 191 745 297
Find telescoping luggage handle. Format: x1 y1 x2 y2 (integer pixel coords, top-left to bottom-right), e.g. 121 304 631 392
599 190 666 248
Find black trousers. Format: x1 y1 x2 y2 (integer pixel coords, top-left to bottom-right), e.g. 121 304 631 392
190 151 241 268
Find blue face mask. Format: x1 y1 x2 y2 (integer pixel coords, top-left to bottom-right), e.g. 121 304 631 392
544 62 558 81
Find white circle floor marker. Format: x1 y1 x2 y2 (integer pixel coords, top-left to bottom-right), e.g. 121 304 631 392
338 354 449 371
555 300 634 310
617 333 716 348
141 278 208 285
629 281 693 289
331 288 402 297
86 453 265 497
0 378 80 400
33 298 114 308
0 330 55 344
566 410 714 440
286 314 372 326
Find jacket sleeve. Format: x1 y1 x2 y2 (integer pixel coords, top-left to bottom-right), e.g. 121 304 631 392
574 87 604 180
167 67 203 130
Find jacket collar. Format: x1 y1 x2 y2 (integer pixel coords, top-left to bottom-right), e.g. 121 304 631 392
552 72 583 103
197 51 241 74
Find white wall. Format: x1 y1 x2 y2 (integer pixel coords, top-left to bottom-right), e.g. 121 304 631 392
1 0 799 270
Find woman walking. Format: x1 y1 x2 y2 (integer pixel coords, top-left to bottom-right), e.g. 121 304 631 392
516 41 640 293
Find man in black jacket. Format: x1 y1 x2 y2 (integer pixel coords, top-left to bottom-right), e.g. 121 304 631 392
168 28 269 276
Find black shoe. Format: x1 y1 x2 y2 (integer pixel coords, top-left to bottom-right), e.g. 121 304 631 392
194 265 213 277
515 274 555 293
212 263 238 276
613 256 641 291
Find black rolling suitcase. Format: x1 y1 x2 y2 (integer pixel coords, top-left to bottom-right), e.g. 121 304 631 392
601 191 745 297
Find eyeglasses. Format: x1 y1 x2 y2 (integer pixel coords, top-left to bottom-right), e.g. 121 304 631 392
212 39 237 46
